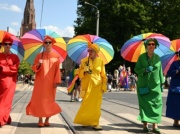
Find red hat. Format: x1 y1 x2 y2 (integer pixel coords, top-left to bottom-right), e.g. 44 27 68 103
2 34 13 45
43 35 56 44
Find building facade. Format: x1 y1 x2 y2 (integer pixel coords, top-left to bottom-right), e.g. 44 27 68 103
20 0 36 36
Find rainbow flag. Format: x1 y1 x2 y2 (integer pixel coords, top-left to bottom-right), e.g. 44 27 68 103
67 68 79 93
67 75 79 93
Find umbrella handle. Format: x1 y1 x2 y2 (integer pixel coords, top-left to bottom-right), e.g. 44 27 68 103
86 57 92 74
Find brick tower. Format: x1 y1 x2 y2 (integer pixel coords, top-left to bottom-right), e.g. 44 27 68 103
20 0 36 36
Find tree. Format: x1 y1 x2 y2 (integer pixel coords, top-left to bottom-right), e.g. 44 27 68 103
18 60 34 75
75 0 180 72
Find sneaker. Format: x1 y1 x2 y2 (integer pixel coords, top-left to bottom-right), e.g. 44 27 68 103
70 99 75 102
78 98 82 102
93 125 103 130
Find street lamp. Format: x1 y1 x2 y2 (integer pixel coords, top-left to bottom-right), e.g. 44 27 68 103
85 1 99 36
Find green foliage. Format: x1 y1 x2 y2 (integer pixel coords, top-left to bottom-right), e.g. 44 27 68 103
18 60 34 75
75 0 180 72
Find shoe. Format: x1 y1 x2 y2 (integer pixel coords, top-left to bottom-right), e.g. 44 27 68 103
78 98 82 102
93 125 103 130
37 122 44 127
70 99 75 102
7 116 12 124
44 121 50 126
152 128 161 134
143 127 150 132
173 124 180 128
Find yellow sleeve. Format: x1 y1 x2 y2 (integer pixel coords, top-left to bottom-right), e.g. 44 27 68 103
101 60 107 92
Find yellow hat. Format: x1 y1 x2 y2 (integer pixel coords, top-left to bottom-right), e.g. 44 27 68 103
88 42 100 53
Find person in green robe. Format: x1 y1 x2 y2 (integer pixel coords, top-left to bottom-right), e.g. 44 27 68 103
134 38 164 134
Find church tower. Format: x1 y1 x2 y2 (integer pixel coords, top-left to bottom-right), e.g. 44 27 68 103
20 0 36 36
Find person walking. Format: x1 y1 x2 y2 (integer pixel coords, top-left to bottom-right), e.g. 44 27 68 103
26 35 61 127
134 38 164 133
73 43 107 130
0 35 20 127
166 51 180 128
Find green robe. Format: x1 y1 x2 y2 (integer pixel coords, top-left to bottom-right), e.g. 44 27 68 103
134 53 164 123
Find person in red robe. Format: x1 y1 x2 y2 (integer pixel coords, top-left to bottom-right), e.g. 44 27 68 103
26 35 62 127
0 35 20 127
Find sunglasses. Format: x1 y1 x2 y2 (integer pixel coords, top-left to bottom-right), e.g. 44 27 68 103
87 49 94 53
4 43 12 46
148 43 155 46
44 41 52 45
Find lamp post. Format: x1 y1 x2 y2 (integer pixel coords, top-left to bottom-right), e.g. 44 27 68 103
85 1 99 36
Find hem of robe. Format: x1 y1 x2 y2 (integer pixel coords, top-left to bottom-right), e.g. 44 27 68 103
26 103 62 117
137 115 161 123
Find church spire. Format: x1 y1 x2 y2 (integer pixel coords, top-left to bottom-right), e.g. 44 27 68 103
20 0 36 36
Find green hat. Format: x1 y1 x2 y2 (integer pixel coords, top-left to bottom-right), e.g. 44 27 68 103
144 38 159 48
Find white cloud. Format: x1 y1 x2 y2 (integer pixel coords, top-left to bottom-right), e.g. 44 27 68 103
11 22 19 26
0 4 21 12
43 25 75 37
7 27 19 36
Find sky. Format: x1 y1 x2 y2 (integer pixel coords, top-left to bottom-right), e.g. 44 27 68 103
0 0 78 37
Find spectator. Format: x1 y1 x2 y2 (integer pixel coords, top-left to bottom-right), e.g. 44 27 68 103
107 72 113 92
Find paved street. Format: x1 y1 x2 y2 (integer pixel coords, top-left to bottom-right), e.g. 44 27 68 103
0 82 179 134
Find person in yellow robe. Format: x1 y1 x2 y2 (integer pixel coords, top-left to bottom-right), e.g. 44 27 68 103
26 35 61 127
73 43 107 130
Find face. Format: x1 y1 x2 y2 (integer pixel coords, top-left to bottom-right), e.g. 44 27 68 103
3 41 12 52
87 48 96 59
43 39 52 51
147 41 156 52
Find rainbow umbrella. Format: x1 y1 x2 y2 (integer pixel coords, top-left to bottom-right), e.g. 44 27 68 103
20 29 67 64
0 30 24 62
161 39 180 75
121 33 171 62
67 34 114 64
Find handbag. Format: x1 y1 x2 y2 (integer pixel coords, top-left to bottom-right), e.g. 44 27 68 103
139 87 149 95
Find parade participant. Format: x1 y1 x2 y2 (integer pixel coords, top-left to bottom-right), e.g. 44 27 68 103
134 38 164 133
112 69 119 90
107 72 113 92
166 51 180 128
68 65 82 102
26 35 61 127
73 43 107 130
0 35 20 127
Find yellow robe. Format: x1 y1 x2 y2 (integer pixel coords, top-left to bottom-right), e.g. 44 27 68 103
26 51 61 117
74 57 107 126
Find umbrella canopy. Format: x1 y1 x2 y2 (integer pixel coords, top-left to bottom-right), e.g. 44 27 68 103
20 29 67 64
0 30 24 62
121 33 171 62
161 39 180 75
67 34 114 64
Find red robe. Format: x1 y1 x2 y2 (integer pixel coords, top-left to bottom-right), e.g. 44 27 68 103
0 53 20 126
26 51 62 117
